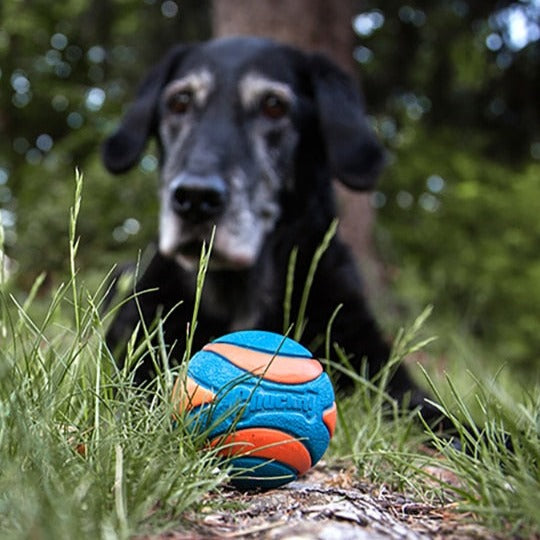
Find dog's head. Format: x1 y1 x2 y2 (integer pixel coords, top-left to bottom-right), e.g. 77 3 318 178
103 37 383 270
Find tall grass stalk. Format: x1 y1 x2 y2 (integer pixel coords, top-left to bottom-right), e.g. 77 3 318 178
184 227 215 364
293 219 338 341
69 169 83 333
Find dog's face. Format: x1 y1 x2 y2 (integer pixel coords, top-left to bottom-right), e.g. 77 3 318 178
157 41 301 269
103 37 383 270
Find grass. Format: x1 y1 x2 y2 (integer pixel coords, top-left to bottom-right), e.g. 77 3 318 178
0 172 539 538
330 310 540 535
0 173 228 538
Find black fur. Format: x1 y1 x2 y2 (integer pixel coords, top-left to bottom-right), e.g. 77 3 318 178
103 37 438 422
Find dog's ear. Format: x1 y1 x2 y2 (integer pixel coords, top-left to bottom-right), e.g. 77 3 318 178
102 45 191 174
310 53 384 190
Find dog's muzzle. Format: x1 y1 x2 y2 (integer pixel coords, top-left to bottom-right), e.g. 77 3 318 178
164 172 252 270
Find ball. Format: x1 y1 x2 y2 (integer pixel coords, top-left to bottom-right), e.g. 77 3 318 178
172 330 336 490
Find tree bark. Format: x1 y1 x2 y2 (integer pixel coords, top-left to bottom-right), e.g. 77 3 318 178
211 0 378 275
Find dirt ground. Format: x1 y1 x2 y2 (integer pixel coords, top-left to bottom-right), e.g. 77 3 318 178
141 464 502 539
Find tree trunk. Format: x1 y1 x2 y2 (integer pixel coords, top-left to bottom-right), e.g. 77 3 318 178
211 0 378 277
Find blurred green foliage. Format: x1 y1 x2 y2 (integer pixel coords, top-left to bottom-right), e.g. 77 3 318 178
354 1 540 374
377 126 540 370
0 0 210 284
1 0 539 372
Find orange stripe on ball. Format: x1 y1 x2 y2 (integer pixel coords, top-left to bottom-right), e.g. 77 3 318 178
323 402 337 437
172 376 216 413
203 342 323 384
211 427 312 475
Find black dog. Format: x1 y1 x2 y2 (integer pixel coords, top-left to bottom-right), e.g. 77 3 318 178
103 37 437 421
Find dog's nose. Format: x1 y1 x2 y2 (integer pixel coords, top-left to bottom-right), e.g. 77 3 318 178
170 174 227 224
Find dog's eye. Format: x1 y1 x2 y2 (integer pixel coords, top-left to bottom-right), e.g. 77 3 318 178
167 90 193 114
260 94 289 119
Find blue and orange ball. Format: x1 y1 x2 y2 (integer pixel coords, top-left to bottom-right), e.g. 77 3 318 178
172 330 336 490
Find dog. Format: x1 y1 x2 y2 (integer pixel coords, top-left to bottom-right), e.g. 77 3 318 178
102 36 439 423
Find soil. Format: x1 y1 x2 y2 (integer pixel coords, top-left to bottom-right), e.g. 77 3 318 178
139 463 502 539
